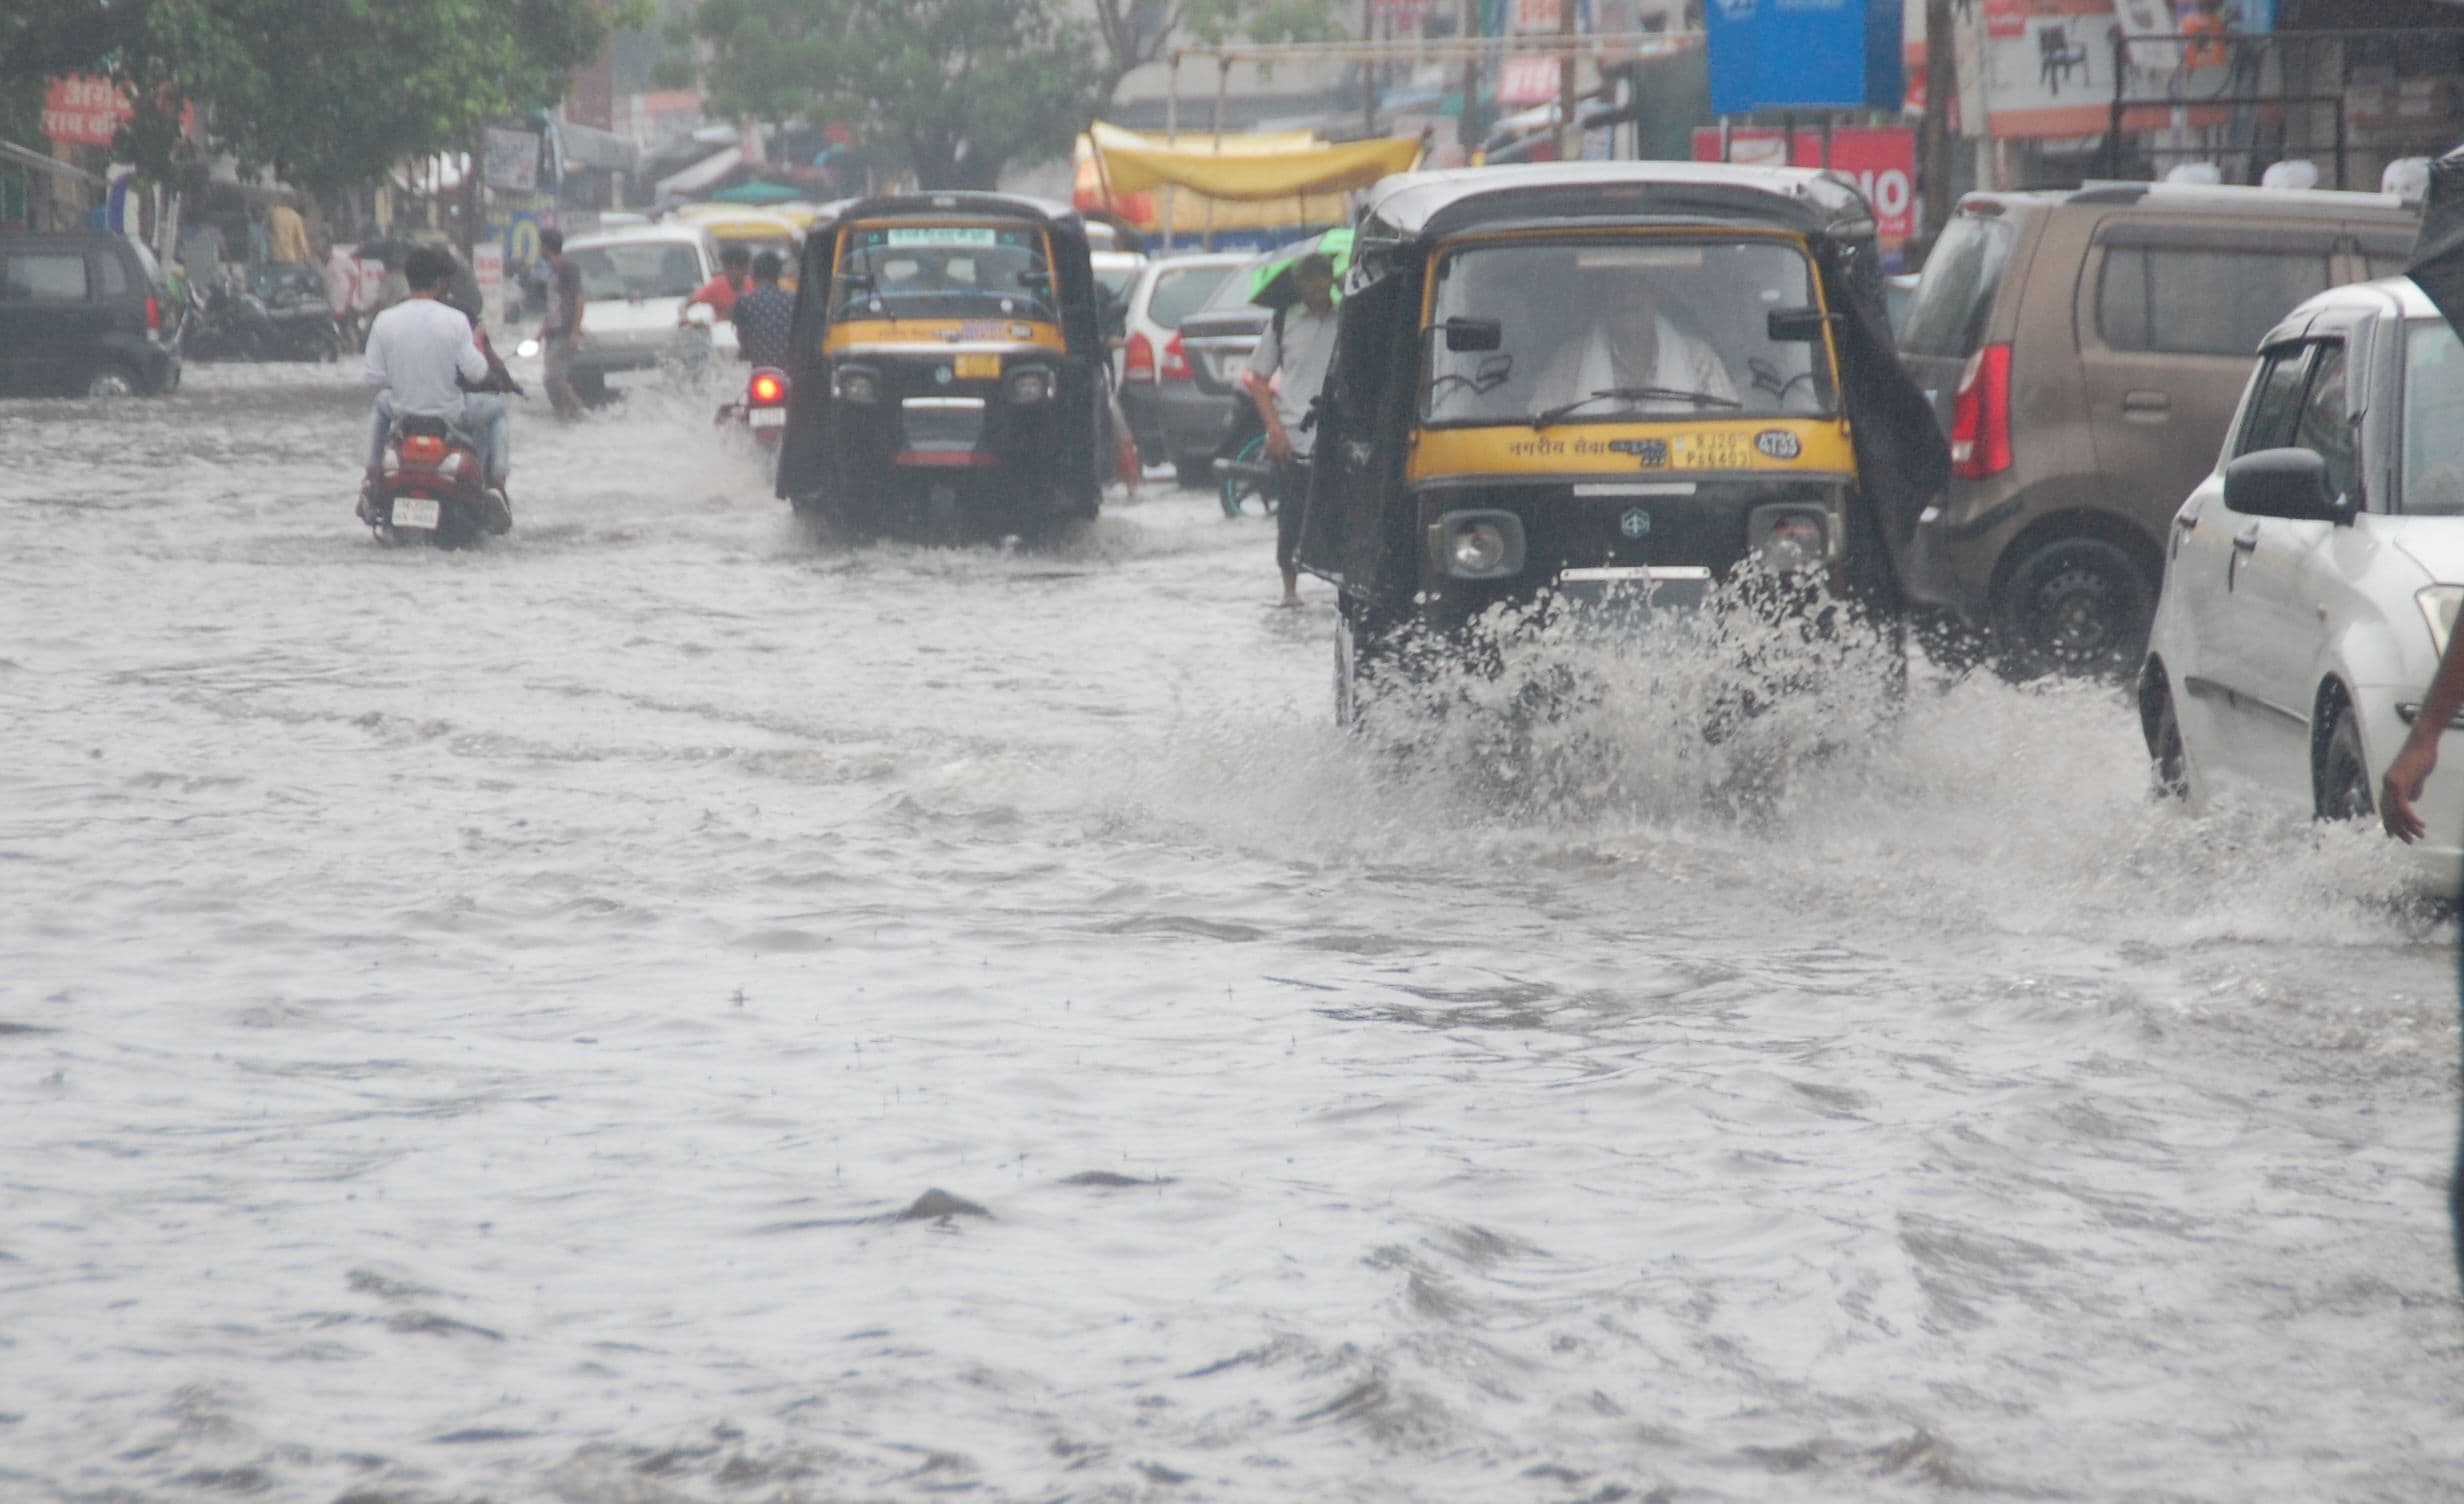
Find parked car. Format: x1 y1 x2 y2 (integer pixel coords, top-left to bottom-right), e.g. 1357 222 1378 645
2139 276 2464 892
1147 250 1277 486
1114 250 1247 481
1896 180 2419 676
562 224 728 404
0 230 180 397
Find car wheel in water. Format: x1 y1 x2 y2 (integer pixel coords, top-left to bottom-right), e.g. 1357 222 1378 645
2139 666 2188 801
84 364 138 398
2313 699 2374 823
1996 537 2152 681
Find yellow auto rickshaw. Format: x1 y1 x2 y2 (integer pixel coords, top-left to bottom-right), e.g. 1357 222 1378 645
671 205 803 287
1298 162 1948 722
773 193 1110 536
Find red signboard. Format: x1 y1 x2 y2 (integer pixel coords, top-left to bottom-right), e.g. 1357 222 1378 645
1691 125 1920 248
42 76 131 147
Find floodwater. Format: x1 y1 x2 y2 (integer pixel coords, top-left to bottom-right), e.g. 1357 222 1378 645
2 364 2460 1503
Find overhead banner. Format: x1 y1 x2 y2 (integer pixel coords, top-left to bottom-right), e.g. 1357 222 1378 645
1706 0 1904 116
483 127 540 192
1952 0 2270 139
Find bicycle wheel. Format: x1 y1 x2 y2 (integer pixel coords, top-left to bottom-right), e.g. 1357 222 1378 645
1218 432 1277 519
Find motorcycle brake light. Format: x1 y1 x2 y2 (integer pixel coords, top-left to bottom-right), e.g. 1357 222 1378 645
1160 332 1192 382
750 372 786 404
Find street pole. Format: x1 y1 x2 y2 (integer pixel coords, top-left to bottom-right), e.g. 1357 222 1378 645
1363 0 1379 136
1557 0 1579 161
1921 0 1954 244
1458 0 1482 151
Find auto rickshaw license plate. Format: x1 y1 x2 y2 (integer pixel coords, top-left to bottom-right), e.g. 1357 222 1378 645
954 354 1002 380
390 497 440 530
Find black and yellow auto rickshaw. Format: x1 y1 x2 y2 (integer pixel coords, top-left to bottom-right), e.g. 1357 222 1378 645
1298 163 1947 718
774 193 1110 535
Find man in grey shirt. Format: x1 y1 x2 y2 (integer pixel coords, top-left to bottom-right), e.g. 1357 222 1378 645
1241 253 1340 607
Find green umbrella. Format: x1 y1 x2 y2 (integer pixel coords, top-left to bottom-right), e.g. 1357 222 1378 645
1248 227 1353 311
709 180 802 206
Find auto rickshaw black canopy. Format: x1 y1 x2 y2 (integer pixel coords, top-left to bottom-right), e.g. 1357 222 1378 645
794 191 1105 359
1335 162 1948 587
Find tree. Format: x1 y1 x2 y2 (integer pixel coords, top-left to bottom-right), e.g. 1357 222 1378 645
685 0 1102 190
1 0 619 194
1086 0 1345 111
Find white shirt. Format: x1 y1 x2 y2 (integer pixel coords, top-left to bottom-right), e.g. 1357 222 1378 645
1531 312 1738 416
1243 302 1341 457
362 297 487 417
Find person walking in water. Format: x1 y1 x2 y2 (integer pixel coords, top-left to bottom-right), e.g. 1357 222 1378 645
2382 619 2464 1291
1238 252 1340 607
537 228 586 420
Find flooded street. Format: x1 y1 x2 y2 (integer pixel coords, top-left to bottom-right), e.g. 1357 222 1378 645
4 365 2462 1502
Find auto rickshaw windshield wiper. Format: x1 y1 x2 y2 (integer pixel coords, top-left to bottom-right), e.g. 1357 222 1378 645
1531 385 1742 428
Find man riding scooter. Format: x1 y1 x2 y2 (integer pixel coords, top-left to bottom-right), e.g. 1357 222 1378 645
361 246 513 533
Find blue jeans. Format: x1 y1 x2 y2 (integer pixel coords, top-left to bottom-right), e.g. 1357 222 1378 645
369 393 510 484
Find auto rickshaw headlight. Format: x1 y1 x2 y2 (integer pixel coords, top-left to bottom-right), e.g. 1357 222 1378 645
1429 510 1526 580
1747 504 1830 574
1006 367 1054 405
832 365 881 404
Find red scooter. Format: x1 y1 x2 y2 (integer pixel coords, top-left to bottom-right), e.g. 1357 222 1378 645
358 329 519 547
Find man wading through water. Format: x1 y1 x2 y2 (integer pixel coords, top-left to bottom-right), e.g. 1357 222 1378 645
1240 253 1339 607
2381 143 2464 1295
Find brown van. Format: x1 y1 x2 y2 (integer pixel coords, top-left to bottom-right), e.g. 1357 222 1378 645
1895 181 2418 676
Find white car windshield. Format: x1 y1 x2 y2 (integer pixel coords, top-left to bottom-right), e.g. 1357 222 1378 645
1422 237 1835 425
2406 319 2464 516
571 242 704 301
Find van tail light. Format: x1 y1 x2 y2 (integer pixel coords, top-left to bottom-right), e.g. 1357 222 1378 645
145 294 161 335
1124 331 1155 382
1160 331 1192 381
1950 342 2013 480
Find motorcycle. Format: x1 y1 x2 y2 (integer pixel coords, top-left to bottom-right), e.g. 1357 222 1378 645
176 281 277 362
356 330 522 548
248 264 344 361
715 365 790 480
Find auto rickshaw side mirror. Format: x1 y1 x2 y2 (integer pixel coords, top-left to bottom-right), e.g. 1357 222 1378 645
1437 317 1502 353
1767 308 1836 343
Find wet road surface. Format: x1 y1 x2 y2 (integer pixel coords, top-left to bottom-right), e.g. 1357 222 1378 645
2 365 2461 1502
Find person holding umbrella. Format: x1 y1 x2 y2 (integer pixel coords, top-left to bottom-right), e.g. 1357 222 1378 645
1240 250 1341 607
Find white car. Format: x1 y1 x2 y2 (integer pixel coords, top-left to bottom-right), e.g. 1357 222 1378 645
561 224 730 403
2140 275 2464 891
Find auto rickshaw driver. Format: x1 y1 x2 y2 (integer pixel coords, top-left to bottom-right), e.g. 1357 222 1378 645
1527 259 1739 419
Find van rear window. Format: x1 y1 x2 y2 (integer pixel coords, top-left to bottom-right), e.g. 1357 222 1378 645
2096 246 2330 356
1898 213 2012 358
4 252 90 301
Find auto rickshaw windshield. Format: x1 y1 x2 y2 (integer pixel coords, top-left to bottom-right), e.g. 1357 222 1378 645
1422 236 1837 425
834 222 1057 321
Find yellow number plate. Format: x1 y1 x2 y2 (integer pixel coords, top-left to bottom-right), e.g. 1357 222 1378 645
955 354 1002 380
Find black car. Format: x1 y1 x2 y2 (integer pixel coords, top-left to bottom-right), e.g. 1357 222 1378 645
0 231 182 396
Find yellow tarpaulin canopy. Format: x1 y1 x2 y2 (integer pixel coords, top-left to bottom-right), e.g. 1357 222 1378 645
1087 122 1422 202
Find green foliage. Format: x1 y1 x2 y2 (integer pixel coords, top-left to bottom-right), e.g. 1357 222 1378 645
1088 0 1344 103
684 0 1103 190
1 0 624 193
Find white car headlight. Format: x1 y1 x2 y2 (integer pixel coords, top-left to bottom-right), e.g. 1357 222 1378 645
2418 585 2464 659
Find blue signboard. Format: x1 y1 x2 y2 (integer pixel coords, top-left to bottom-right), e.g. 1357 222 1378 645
1706 0 1904 116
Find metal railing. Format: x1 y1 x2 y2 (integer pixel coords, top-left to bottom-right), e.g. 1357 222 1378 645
2098 26 2464 187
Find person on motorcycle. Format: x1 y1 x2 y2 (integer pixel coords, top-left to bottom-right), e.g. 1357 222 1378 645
362 246 512 532
732 251 795 370
681 245 752 326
